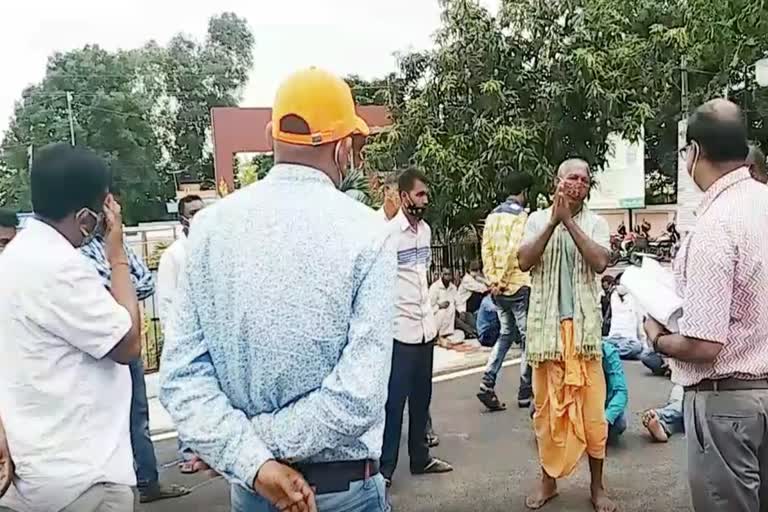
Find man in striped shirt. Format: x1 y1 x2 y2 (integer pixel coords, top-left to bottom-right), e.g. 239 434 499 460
478 173 533 410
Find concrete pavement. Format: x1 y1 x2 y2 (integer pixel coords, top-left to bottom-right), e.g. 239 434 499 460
137 360 690 511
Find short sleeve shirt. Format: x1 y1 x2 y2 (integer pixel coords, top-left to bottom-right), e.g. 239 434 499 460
523 208 610 318
0 219 135 512
672 168 768 386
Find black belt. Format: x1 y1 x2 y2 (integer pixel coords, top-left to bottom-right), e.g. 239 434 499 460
293 459 380 495
686 378 768 392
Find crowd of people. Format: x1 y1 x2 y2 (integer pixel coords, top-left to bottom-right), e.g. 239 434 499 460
0 67 767 512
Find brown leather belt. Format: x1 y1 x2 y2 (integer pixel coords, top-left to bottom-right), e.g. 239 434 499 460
685 377 768 392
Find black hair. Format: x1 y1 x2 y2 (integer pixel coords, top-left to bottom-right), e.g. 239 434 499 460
398 167 428 194
31 143 111 221
178 194 203 216
506 172 534 196
0 208 18 228
614 272 623 283
601 275 614 285
686 106 749 163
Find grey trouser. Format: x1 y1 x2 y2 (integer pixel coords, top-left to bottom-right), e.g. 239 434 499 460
685 388 768 512
0 483 134 512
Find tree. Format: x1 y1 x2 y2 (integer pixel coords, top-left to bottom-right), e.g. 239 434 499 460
365 0 686 239
0 13 254 224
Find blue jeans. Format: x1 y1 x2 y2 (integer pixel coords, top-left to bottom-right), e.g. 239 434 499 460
129 358 159 489
482 287 531 399
603 335 644 360
230 475 390 512
655 384 684 436
641 351 668 376
608 412 627 443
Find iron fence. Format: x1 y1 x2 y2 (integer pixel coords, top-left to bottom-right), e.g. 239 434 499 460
429 241 482 283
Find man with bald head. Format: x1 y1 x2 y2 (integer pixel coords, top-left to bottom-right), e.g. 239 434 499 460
518 158 614 511
747 144 767 184
160 68 397 511
644 99 768 512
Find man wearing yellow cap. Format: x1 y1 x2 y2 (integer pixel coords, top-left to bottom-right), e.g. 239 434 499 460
160 68 397 512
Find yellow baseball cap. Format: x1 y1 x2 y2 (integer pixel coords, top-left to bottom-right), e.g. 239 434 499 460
272 67 370 146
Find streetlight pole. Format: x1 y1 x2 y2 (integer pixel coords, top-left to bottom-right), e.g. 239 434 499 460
66 92 75 146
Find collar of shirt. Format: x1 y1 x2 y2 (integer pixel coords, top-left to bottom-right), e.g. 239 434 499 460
493 197 524 214
23 218 74 253
696 167 751 217
394 207 426 234
265 163 337 189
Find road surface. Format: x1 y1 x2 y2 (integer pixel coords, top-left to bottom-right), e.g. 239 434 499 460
139 360 690 511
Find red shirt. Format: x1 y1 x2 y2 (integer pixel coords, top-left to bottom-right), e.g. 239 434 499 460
672 168 768 386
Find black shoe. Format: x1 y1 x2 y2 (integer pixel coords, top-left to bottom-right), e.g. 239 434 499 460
426 433 440 448
517 398 531 408
477 389 507 412
412 457 454 475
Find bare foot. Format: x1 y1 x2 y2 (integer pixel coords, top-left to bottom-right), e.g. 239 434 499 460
642 410 669 443
525 474 558 509
591 486 617 512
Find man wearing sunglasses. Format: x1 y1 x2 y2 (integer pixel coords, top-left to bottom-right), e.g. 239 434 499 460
80 191 189 503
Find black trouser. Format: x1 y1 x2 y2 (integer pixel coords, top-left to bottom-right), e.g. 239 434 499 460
381 339 435 478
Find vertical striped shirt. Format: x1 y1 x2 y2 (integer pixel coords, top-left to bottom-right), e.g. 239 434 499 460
672 167 768 386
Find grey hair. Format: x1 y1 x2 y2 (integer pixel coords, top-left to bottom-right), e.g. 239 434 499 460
557 158 591 177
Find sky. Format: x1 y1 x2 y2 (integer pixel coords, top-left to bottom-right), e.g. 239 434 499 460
0 0 499 136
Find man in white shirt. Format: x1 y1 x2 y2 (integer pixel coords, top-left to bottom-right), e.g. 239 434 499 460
428 268 461 340
157 194 205 330
380 168 453 487
603 273 645 360
455 261 488 338
0 143 142 512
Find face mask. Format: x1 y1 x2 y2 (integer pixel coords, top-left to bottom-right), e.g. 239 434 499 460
615 284 628 296
402 193 427 219
688 141 702 191
76 208 103 246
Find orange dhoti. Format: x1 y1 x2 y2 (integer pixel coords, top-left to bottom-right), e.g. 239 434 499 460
532 319 607 479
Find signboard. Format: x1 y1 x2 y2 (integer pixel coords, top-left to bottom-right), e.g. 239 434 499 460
588 130 646 210
675 118 702 233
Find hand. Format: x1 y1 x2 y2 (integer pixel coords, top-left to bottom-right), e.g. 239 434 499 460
0 427 14 499
550 188 572 225
253 460 316 512
103 195 126 264
439 301 451 309
644 317 669 351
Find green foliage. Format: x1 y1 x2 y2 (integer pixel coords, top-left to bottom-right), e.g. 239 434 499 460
0 13 254 224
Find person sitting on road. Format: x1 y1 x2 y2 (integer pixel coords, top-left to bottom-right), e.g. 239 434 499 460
429 268 464 344
602 273 644 360
599 275 615 337
456 260 489 338
641 384 684 443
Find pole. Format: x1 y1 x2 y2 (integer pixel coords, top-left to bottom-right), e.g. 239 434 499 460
681 56 689 115
66 92 75 146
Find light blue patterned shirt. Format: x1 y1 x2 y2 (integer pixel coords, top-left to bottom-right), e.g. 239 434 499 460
159 164 397 487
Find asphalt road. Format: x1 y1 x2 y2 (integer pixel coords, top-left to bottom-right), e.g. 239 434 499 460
138 361 690 512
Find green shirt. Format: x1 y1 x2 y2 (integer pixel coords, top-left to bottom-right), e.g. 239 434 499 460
559 228 576 319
